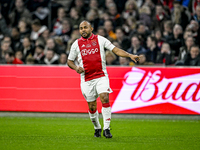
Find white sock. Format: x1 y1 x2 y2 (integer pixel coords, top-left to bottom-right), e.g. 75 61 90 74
88 110 101 129
102 104 111 130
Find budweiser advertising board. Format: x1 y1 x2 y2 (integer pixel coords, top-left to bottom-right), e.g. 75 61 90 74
0 66 200 114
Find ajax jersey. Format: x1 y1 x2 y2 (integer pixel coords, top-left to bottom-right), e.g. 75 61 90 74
68 34 115 82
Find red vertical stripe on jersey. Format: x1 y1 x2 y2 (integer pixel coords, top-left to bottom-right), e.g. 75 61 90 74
78 34 105 81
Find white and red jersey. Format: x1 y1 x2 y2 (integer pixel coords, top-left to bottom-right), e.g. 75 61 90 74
68 34 115 82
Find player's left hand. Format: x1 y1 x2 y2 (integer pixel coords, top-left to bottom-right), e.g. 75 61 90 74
129 54 140 63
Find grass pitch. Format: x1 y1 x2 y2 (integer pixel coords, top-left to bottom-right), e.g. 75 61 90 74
0 116 199 150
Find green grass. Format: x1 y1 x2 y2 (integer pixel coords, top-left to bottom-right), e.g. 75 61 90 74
0 117 200 150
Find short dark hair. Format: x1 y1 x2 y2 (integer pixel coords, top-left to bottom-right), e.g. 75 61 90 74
190 45 200 51
32 19 41 26
173 0 181 5
148 35 157 45
36 44 45 50
115 27 124 33
5 50 14 57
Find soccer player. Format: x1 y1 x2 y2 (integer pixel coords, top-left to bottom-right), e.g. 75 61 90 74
67 21 139 138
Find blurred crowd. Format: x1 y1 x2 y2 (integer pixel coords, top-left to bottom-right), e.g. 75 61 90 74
0 0 200 66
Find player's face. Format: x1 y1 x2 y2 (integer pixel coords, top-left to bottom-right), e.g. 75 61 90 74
79 22 93 39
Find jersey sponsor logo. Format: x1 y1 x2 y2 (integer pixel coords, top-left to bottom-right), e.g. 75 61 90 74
81 48 99 56
82 44 85 47
112 67 200 113
86 44 91 48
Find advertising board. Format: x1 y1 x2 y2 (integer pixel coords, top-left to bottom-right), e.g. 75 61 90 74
0 66 199 114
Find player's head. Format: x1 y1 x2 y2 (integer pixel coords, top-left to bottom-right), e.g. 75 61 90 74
79 21 93 39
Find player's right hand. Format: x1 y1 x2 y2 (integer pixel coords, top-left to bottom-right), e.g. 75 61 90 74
75 66 85 74
129 54 140 63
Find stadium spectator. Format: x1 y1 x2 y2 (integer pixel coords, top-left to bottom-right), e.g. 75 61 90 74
8 0 32 27
163 20 173 39
44 49 59 65
97 26 108 38
137 53 154 65
105 50 117 65
104 0 115 11
15 50 23 62
122 16 137 35
0 0 12 24
45 38 64 55
115 27 131 50
162 0 174 9
107 3 124 28
32 4 49 26
0 41 13 63
139 5 153 30
118 56 130 66
41 29 50 43
167 24 184 56
178 36 195 61
103 20 117 40
157 42 173 65
142 0 156 12
35 37 46 48
0 14 11 36
152 4 169 31
129 23 150 47
30 19 47 41
122 0 139 20
127 36 147 55
69 7 84 28
146 35 160 63
59 52 68 65
33 44 45 64
89 0 98 9
89 0 103 16
2 36 12 47
183 30 193 40
4 49 23 64
85 8 99 32
186 20 200 45
0 0 199 67
21 36 35 62
18 18 31 41
10 27 21 52
26 54 35 64
171 1 189 30
192 5 200 25
154 28 164 48
113 0 127 14
70 0 88 17
51 7 67 35
26 0 49 12
66 29 80 54
56 18 72 45
98 12 110 27
183 45 200 66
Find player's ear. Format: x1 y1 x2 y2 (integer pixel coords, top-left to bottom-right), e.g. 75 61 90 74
90 26 94 32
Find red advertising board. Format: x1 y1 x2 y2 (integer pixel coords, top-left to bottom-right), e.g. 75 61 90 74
0 65 200 114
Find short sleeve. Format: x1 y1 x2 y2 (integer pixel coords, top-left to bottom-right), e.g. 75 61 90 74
68 40 78 61
98 35 115 51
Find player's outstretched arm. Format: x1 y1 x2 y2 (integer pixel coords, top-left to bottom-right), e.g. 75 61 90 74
112 47 140 63
67 60 84 74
